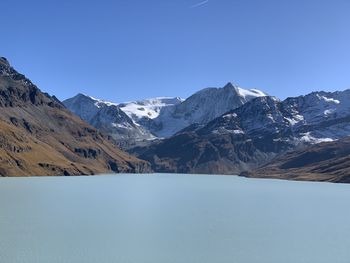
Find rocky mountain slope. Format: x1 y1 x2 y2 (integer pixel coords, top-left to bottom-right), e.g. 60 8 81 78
242 137 350 183
63 94 155 147
130 96 291 174
0 57 150 176
131 91 350 175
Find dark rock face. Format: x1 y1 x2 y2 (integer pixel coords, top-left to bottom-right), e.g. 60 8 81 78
0 57 10 66
0 57 151 176
74 148 101 158
0 58 63 108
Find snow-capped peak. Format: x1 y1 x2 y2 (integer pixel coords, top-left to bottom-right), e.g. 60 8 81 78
150 82 269 137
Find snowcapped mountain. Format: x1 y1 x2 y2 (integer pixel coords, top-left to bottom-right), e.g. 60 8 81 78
64 82 267 143
151 82 268 137
281 90 350 141
201 89 350 143
63 94 156 146
63 93 116 122
131 89 350 174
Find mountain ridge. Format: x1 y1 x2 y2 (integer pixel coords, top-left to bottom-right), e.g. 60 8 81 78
130 89 350 176
64 82 268 144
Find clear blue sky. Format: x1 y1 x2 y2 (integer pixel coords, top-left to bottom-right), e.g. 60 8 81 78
1 0 350 102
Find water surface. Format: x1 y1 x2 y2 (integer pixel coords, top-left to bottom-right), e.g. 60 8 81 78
1 174 350 263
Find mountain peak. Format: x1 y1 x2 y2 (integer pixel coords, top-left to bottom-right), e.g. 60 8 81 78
0 57 10 67
219 82 267 99
0 56 62 108
223 82 238 89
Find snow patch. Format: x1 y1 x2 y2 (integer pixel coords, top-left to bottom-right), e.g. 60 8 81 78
316 94 340 104
322 96 340 104
212 128 244 135
120 97 184 120
324 109 336 116
299 132 334 143
236 87 267 99
87 95 118 108
223 113 238 118
285 114 304 125
232 129 245 134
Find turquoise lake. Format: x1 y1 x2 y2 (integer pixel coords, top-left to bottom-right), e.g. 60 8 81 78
1 174 350 263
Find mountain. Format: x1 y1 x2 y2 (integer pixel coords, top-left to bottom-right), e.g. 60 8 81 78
62 76 350 180
0 57 150 176
242 137 350 183
63 94 155 147
150 82 267 137
64 83 267 143
130 96 292 174
131 91 350 175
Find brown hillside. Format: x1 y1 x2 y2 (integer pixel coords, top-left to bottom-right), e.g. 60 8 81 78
0 57 150 176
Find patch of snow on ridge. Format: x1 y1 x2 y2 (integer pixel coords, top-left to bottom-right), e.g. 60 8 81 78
285 114 304 125
223 113 238 118
315 94 340 104
299 132 334 143
111 122 133 129
324 109 336 116
321 96 340 104
236 87 267 99
232 129 245 134
212 128 244 135
87 95 118 108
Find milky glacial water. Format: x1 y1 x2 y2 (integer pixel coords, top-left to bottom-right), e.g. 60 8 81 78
1 174 350 263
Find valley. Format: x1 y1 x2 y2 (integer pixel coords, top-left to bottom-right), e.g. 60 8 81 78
1 55 350 182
